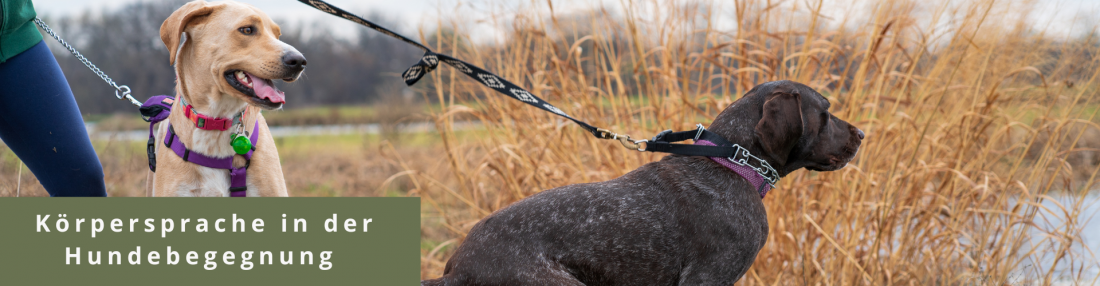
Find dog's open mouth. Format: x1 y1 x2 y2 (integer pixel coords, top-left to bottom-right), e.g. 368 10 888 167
225 70 286 109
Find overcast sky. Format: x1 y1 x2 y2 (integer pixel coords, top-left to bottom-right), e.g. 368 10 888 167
33 0 435 36
29 0 1100 43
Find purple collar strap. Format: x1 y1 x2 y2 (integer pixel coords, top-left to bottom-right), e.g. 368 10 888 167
694 140 773 198
142 95 257 197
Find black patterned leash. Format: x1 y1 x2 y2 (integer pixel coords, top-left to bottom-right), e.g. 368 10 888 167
294 0 783 187
293 0 633 140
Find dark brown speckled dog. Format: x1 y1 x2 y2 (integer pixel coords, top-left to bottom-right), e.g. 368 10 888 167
422 80 863 286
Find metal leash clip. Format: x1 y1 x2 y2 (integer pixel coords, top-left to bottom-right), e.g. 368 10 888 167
595 128 648 151
115 85 140 106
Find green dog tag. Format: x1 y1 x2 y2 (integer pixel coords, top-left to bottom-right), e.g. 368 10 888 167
231 134 252 155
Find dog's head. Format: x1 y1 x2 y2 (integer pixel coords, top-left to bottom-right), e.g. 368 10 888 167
160 0 306 111
710 80 863 176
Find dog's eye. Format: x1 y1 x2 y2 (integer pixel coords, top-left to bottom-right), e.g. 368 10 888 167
239 27 255 35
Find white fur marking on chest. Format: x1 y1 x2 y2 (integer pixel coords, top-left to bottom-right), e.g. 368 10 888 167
173 167 231 197
189 129 235 158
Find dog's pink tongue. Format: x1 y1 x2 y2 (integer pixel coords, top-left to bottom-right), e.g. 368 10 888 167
246 73 285 103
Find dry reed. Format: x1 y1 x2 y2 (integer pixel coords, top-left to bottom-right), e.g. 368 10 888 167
404 0 1100 284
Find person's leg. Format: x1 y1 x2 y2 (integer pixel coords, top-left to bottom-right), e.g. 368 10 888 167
0 40 107 196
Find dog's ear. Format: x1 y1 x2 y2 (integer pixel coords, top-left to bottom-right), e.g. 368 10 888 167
160 1 220 66
754 89 804 163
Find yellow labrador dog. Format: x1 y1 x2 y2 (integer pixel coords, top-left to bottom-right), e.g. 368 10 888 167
146 0 304 197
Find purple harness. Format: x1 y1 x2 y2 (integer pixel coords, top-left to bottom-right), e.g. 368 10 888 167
141 95 257 197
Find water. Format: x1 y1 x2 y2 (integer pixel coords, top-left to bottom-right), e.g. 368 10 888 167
1027 193 1100 285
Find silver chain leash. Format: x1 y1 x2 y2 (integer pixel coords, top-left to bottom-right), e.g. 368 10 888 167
33 18 140 107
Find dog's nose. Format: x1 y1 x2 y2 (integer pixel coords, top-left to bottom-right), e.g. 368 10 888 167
282 53 307 69
856 128 865 140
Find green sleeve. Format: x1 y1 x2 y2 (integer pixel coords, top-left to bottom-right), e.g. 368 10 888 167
0 0 44 63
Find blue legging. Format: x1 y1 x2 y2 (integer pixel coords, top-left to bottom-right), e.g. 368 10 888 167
0 41 107 196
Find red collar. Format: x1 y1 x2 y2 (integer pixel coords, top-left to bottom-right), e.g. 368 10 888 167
179 97 244 131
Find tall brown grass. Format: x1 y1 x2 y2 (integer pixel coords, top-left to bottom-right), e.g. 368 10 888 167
404 0 1100 284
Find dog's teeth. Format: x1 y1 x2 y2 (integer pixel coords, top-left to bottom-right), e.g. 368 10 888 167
234 71 253 88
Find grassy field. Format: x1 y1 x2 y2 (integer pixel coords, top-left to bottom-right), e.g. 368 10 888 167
3 0 1100 284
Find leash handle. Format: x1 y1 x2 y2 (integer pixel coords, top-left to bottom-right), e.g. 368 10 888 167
33 18 141 107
